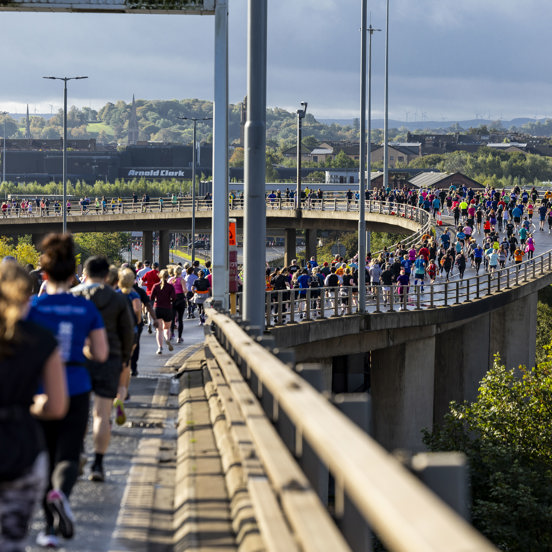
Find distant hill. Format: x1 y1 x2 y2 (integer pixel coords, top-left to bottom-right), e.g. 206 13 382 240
319 118 537 131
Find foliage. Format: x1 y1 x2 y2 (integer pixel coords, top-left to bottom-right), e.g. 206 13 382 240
73 232 131 264
536 301 552 364
0 235 40 267
316 230 404 263
423 357 552 551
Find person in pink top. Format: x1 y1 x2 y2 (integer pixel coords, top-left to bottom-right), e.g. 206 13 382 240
169 266 186 343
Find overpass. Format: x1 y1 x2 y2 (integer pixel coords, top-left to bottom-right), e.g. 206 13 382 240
0 195 422 267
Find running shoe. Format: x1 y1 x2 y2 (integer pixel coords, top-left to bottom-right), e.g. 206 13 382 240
113 398 126 425
148 324 152 334
46 489 74 539
156 347 163 355
78 453 87 476
176 337 182 344
89 464 105 482
36 530 60 548
166 339 174 351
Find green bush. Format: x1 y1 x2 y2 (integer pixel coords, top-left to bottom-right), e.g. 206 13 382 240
423 357 552 551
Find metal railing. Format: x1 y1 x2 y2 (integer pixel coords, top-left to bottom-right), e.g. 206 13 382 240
254 252 551 325
207 309 497 551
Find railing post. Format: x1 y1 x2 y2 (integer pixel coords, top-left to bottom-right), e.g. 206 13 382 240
306 289 312 320
506 267 510 289
265 292 271 328
541 255 544 275
465 279 470 302
524 262 528 282
430 283 435 308
333 288 339 317
374 285 381 313
415 284 421 309
455 281 460 304
289 289 296 324
487 273 492 295
443 282 448 306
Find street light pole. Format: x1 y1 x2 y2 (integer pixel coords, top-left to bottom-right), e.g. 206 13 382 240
43 76 88 233
178 116 212 264
1 112 6 184
296 102 307 212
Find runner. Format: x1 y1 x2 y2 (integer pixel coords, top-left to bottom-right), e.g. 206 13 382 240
28 234 108 548
0 263 67 552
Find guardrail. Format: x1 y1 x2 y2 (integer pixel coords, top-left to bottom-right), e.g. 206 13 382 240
254 250 551 325
206 309 496 551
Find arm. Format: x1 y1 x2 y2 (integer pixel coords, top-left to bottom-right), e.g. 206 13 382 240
85 327 109 363
30 347 68 420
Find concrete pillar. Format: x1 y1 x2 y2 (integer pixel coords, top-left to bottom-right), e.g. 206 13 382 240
31 233 45 249
159 230 170 269
284 227 296 267
371 335 436 452
142 231 153 263
433 313 490 424
490 293 537 370
305 228 318 263
332 353 369 394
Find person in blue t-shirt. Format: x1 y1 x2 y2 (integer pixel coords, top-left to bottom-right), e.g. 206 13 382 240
28 233 108 548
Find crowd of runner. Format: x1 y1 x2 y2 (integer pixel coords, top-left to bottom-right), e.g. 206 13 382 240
266 184 550 314
0 235 211 551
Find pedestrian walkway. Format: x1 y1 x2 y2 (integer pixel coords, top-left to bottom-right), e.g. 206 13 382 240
27 315 207 552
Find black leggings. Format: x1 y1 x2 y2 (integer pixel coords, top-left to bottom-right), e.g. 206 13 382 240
40 392 90 528
171 295 186 338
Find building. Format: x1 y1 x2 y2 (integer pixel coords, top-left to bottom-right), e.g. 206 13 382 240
409 171 484 190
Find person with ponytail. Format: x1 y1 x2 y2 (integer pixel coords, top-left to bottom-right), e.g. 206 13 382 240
27 233 108 548
150 269 175 355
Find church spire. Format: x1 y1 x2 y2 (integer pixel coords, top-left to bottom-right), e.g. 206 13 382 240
127 95 139 145
25 104 32 140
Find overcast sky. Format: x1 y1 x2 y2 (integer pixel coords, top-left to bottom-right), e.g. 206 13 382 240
1 0 551 123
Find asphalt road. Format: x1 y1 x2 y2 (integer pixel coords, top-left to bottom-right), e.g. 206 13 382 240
26 314 207 552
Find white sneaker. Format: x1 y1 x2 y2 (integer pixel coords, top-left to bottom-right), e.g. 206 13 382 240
156 348 163 355
176 337 182 343
36 530 60 548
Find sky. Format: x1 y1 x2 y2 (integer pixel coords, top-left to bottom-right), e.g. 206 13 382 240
1 0 552 123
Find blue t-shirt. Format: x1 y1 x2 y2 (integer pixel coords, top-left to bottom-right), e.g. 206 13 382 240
29 293 105 396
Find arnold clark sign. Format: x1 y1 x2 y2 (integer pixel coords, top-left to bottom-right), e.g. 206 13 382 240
125 168 188 178
0 0 215 14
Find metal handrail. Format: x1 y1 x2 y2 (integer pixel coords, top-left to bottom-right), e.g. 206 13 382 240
208 310 497 551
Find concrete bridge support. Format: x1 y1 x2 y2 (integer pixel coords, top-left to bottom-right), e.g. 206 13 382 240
489 293 537 371
284 228 296 267
305 228 318 263
142 231 153 263
433 316 491 424
371 336 436 453
159 230 170 269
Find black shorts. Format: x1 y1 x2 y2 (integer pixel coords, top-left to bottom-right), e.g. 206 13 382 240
88 356 122 399
155 307 173 322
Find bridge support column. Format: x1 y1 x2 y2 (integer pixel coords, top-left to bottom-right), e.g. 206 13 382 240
159 230 170 269
284 228 296 267
305 228 317 263
490 293 537 371
31 233 45 248
142 231 153 263
371 335 436 453
434 315 491 424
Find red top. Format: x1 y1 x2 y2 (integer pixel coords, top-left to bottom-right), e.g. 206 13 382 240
141 269 160 296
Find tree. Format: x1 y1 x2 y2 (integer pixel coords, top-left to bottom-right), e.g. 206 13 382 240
229 147 244 167
74 232 131 264
424 356 552 551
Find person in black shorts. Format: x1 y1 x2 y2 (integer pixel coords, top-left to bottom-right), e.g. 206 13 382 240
71 256 135 483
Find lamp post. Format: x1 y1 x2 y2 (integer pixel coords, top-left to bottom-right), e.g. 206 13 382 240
1 111 7 184
43 76 88 233
296 101 307 211
177 116 212 264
